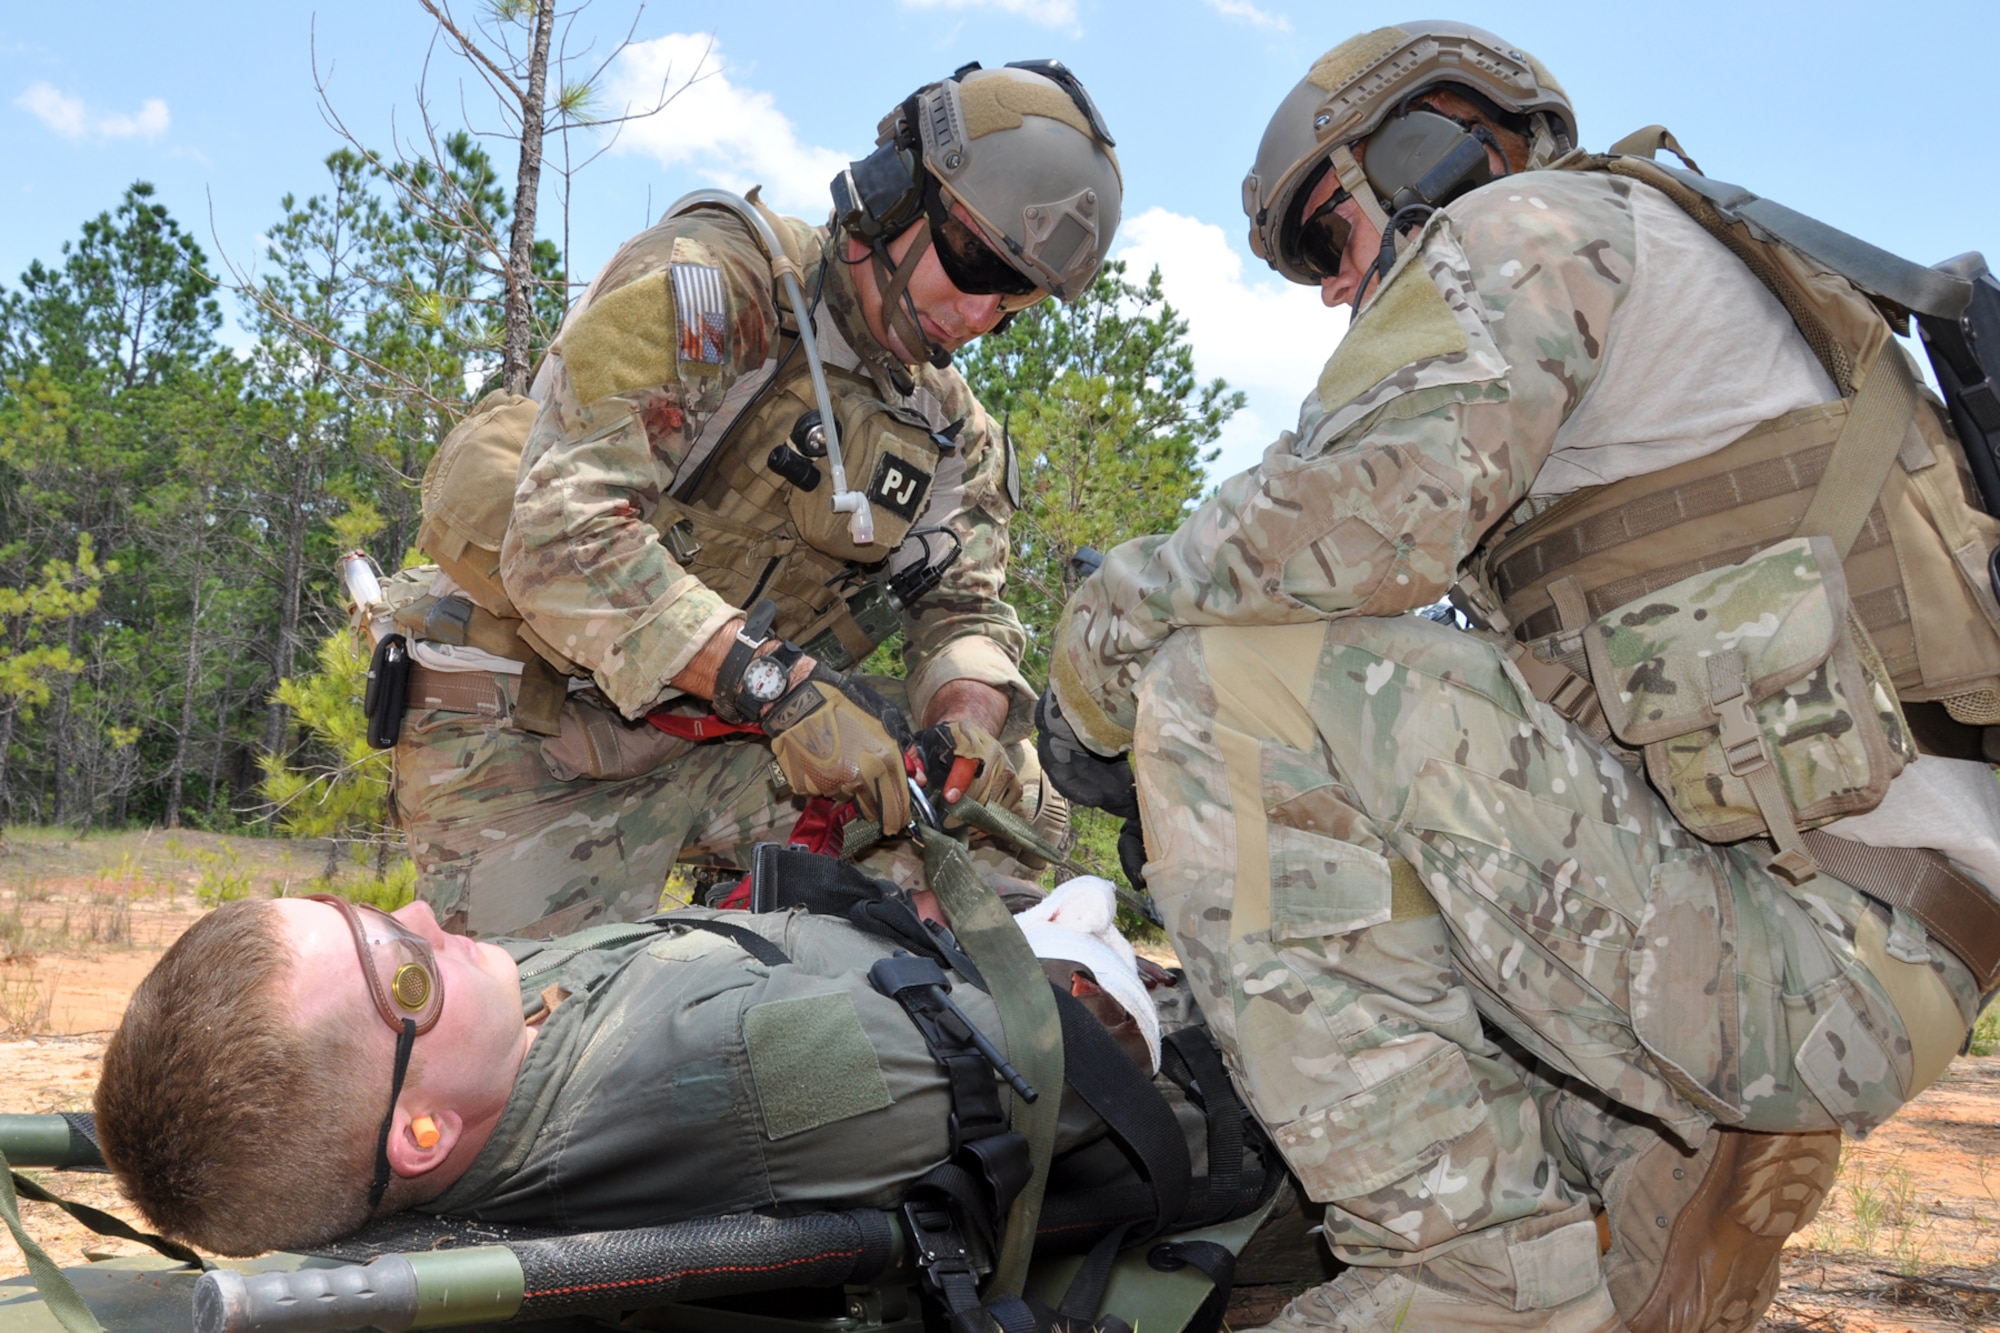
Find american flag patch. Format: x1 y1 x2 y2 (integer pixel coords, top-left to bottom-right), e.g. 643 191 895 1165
671 262 726 365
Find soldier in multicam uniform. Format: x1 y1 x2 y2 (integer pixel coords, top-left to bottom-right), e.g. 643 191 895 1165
1042 21 2000 1333
388 62 1122 937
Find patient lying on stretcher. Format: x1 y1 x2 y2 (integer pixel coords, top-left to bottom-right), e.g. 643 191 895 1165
92 870 1183 1258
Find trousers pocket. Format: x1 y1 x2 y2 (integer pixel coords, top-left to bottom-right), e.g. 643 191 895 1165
1274 1041 1486 1202
1793 975 1913 1136
540 695 694 781
1628 853 1744 1120
1264 743 1393 939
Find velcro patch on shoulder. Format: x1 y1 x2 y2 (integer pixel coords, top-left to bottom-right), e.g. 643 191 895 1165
744 992 892 1140
1316 257 1470 416
562 269 678 406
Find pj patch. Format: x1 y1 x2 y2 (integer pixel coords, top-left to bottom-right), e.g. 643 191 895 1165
869 455 932 521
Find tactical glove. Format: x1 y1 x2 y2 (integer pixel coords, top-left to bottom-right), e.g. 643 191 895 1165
765 665 915 832
1035 688 1139 820
1117 816 1148 892
914 719 1025 816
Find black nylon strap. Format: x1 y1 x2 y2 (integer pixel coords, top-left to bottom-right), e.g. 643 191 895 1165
368 1018 418 1211
676 918 792 967
1161 1029 1247 1225
1147 1239 1237 1333
1051 988 1191 1243
1057 1220 1137 1323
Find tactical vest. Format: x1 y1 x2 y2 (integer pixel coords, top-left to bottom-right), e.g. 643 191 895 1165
1459 146 2000 873
413 198 970 690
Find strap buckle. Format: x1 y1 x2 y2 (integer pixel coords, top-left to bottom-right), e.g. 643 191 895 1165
900 1199 981 1302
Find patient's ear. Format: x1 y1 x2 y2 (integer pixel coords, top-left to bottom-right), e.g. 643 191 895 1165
386 1109 463 1178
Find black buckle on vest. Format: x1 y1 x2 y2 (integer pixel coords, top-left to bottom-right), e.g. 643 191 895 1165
900 1198 983 1317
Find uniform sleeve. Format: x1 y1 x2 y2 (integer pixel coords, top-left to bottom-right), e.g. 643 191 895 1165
901 389 1035 738
1050 179 1640 753
501 216 778 717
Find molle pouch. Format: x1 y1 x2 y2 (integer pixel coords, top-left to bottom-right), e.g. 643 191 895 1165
788 395 939 563
1574 535 1914 880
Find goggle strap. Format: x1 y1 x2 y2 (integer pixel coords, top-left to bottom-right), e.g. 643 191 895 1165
368 1017 418 1212
1329 144 1392 239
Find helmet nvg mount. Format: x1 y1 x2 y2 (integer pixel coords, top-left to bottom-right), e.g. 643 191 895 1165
833 60 1122 365
1244 21 1576 287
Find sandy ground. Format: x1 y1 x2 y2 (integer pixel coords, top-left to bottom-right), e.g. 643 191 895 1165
0 829 1992 1331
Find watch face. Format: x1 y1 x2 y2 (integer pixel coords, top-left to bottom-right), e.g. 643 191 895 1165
743 656 789 703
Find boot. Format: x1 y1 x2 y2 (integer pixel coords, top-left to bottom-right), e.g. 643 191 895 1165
1604 1126 1841 1333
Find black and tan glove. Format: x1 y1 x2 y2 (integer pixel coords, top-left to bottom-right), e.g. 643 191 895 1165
765 665 915 832
914 719 1025 816
1034 688 1139 819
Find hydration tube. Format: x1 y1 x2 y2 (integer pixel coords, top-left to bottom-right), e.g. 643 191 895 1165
663 189 876 547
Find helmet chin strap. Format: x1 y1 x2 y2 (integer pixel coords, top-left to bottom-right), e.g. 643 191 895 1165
869 221 954 370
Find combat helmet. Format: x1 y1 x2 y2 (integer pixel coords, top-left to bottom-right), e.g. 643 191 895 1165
1244 21 1576 286
834 60 1122 363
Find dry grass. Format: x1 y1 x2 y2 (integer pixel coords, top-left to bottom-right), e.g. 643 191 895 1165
0 826 380 1037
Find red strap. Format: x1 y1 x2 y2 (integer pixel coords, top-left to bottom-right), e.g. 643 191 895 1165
715 797 859 911
646 710 766 741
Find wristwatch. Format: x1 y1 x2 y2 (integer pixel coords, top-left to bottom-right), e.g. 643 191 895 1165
714 600 804 724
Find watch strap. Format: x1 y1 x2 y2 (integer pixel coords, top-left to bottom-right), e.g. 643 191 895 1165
713 599 782 724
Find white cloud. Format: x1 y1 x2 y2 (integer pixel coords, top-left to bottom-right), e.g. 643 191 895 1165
1111 206 1347 482
607 35 851 215
1203 0 1290 31
16 82 168 141
899 0 1081 31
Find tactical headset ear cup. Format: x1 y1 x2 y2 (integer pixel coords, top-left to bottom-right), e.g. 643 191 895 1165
1361 109 1494 215
832 94 927 244
833 140 926 244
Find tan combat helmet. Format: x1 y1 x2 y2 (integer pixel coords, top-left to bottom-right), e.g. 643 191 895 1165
1243 21 1576 286
834 61 1121 366
916 62 1123 302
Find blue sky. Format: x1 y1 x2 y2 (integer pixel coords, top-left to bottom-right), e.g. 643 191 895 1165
5 1 1996 478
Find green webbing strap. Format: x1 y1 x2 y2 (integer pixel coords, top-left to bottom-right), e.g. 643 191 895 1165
946 797 1161 924
0 1154 106 1333
946 797 1089 878
3 1169 204 1269
841 816 883 859
1795 347 1922 558
917 826 1063 1300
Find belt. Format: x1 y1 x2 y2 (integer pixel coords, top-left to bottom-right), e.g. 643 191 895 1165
1799 830 2000 991
406 663 510 717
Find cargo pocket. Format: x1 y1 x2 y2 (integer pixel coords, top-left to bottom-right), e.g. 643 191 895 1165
539 695 693 781
1274 1042 1486 1205
1792 974 1913 1137
1264 744 1393 939
1628 854 1745 1121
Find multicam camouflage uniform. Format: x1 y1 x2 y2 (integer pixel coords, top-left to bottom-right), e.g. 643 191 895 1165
1052 171 1988 1325
397 206 1034 937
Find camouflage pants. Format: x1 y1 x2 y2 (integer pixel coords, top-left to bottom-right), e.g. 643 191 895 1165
1129 617 1980 1318
393 672 1042 937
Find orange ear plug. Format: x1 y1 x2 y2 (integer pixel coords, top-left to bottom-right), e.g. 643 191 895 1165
412 1115 440 1150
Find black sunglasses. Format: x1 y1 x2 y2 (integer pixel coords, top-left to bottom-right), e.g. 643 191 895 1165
1287 185 1354 282
924 187 1041 298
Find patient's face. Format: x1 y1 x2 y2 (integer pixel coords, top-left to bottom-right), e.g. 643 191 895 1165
275 898 531 1111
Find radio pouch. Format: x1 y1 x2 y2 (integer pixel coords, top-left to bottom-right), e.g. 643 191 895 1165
788 394 939 563
1567 535 1914 881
